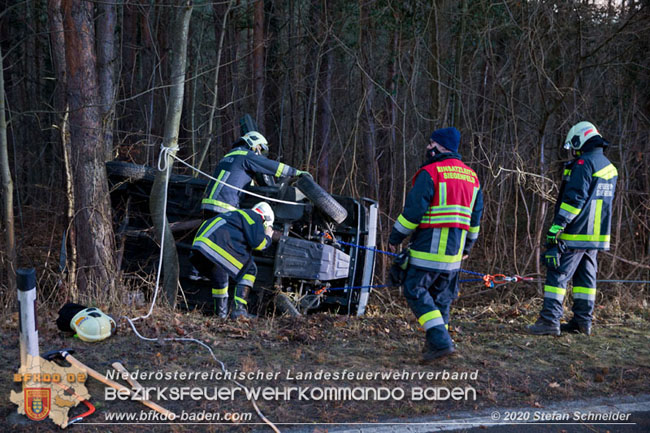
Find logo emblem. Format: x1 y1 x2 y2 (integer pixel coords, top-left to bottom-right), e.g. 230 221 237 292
25 388 51 421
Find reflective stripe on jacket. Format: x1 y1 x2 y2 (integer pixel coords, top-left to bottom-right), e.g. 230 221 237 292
415 159 480 231
191 209 270 278
554 148 617 250
201 146 297 213
389 153 483 272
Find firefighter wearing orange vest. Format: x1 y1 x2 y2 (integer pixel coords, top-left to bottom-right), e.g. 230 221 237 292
389 127 483 363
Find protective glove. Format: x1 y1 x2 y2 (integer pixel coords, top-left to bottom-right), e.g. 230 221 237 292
543 241 566 270
388 249 409 286
543 246 561 269
546 224 564 247
296 170 312 178
271 229 282 243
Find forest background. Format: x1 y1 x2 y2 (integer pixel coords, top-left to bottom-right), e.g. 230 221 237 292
0 0 648 310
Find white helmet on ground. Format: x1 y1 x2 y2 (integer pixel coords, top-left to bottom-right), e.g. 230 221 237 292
70 307 116 342
564 121 601 150
242 131 269 155
252 201 274 227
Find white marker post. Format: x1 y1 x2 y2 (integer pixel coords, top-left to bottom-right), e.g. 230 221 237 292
17 268 40 373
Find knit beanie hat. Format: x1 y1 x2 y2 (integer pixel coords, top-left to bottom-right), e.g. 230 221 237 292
430 127 460 153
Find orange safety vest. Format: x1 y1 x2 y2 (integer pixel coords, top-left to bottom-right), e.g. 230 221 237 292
413 159 480 231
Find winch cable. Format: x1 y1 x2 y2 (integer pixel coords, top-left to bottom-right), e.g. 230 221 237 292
123 145 280 433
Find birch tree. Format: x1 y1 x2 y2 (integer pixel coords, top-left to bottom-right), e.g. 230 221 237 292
0 45 16 292
149 0 193 306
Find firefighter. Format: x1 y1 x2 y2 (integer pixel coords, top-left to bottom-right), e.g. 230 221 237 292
389 127 483 362
528 121 617 336
201 131 309 216
190 202 274 319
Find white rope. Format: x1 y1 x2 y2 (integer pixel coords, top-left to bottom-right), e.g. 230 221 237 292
124 320 280 432
170 152 302 206
131 145 178 322
124 143 281 432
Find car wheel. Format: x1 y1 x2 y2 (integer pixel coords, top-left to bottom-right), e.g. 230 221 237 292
295 175 348 224
106 161 155 180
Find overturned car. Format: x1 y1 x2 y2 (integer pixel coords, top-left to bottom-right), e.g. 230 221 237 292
106 161 378 316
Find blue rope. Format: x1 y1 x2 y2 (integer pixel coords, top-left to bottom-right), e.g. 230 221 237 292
336 239 485 277
459 268 485 277
323 284 390 292
337 240 398 257
597 279 650 284
460 278 484 283
335 238 650 285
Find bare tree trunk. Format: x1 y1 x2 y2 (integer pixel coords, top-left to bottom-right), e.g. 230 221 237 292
383 30 399 217
149 0 193 306
60 109 77 300
359 0 378 199
198 0 234 172
535 130 548 294
97 0 118 161
48 0 66 110
62 0 117 297
429 0 443 120
452 0 468 126
0 45 16 293
49 0 77 299
118 1 138 151
317 40 332 188
253 0 265 131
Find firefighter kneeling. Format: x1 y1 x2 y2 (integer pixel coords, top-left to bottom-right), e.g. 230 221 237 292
190 202 274 319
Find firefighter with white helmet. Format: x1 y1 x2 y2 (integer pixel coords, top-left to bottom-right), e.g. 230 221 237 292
528 121 618 336
195 130 309 303
201 131 309 216
190 202 274 319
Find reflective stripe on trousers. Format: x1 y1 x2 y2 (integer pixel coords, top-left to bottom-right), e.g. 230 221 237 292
403 267 457 350
540 249 598 325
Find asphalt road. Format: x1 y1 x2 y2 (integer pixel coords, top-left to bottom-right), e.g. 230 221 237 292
446 410 650 433
272 394 650 433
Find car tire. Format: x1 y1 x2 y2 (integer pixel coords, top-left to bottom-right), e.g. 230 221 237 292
106 161 155 181
295 175 348 224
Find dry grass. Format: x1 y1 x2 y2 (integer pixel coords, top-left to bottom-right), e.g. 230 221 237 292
1 290 649 432
1 202 649 431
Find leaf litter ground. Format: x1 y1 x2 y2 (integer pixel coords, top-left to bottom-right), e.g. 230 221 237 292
1 296 649 432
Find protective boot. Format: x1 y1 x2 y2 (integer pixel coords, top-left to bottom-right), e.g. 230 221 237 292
213 297 228 319
527 318 560 336
422 346 455 363
421 328 455 363
560 320 592 335
230 285 256 320
422 324 453 353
